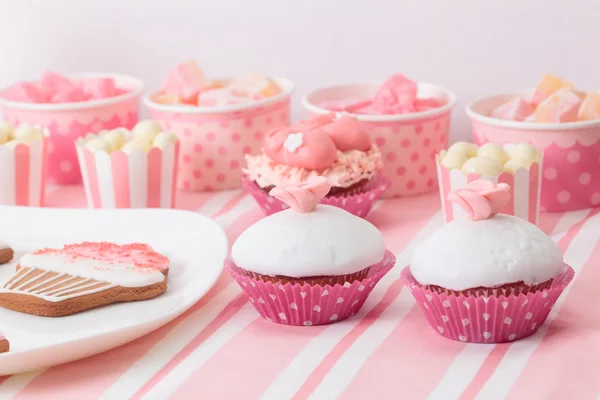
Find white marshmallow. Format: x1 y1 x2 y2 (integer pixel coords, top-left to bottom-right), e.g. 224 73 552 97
121 139 152 154
103 129 127 151
12 124 44 144
84 137 112 153
132 120 163 142
477 143 509 165
447 141 478 158
508 143 540 163
3 140 21 148
504 158 534 174
0 121 14 142
440 151 468 170
152 131 178 149
461 156 504 176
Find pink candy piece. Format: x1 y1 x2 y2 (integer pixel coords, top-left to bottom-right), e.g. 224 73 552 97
373 74 418 108
415 97 442 112
269 177 331 213
83 78 117 99
318 97 373 113
535 88 582 123
41 71 72 93
197 88 251 107
264 126 337 170
490 97 536 121
5 82 47 103
163 61 207 102
321 114 372 152
50 86 88 103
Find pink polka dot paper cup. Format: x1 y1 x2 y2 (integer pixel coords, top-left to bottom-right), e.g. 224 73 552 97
401 265 574 343
242 174 390 218
0 74 143 185
303 83 456 198
145 78 293 192
226 250 396 326
467 93 600 212
75 135 179 208
0 137 48 207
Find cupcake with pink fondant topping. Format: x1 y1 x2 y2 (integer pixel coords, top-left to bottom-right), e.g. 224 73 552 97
242 113 389 217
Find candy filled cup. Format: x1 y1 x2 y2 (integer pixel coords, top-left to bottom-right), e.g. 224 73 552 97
467 92 600 212
145 78 294 192
302 83 456 198
0 73 143 185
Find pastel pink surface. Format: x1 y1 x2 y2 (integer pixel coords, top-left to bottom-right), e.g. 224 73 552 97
243 174 389 218
268 177 331 212
447 180 511 221
225 250 395 326
401 266 575 343
148 96 291 191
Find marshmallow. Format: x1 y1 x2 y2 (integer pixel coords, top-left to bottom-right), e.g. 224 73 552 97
83 78 117 99
7 82 46 103
103 129 127 151
197 88 251 107
373 74 417 107
440 151 468 170
152 131 178 149
504 158 533 174
477 143 509 164
461 156 504 176
535 88 581 123
0 122 14 143
121 139 152 154
84 138 112 153
41 71 72 93
3 140 21 148
530 74 573 105
154 92 184 105
0 130 9 144
50 86 87 103
132 120 163 142
578 92 600 121
490 98 535 121
12 124 44 144
447 141 478 158
228 72 280 98
163 60 208 102
507 143 540 163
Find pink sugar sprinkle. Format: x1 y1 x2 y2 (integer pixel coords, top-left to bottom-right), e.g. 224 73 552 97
34 242 169 271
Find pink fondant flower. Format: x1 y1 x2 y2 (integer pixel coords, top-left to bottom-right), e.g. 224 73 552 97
447 180 511 221
269 177 332 212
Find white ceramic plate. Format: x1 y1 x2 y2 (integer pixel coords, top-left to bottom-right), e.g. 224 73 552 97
0 206 228 375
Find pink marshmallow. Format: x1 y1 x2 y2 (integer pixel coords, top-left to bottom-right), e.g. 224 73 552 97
415 97 443 112
163 61 207 102
197 88 251 107
83 78 117 99
4 82 47 103
373 74 418 107
534 88 582 123
50 86 87 103
490 97 536 121
41 71 72 93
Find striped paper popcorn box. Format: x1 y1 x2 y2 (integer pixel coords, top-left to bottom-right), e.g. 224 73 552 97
0 137 47 207
76 135 179 209
436 149 543 225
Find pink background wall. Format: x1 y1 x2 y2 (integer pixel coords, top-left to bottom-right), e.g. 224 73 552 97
1 0 598 141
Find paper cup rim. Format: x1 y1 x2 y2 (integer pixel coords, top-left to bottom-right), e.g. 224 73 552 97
0 73 144 111
143 77 295 115
302 81 456 122
466 89 600 131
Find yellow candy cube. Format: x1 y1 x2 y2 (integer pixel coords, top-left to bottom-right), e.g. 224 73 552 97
531 74 574 105
578 92 600 121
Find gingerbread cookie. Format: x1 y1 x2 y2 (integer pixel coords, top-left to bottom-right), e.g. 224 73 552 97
0 333 9 353
0 242 169 317
0 243 14 265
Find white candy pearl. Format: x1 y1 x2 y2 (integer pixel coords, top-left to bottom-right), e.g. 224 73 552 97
12 124 44 144
508 143 540 163
0 130 9 145
447 141 478 158
84 138 112 153
477 143 509 165
132 120 163 142
504 158 534 174
3 140 21 148
103 129 127 151
441 151 468 170
152 131 178 149
461 156 504 176
0 121 14 142
121 139 152 154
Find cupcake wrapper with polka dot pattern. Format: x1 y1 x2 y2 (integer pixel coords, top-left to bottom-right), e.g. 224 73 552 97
400 265 574 343
225 250 396 326
75 139 179 208
242 174 390 218
436 152 542 225
0 139 47 206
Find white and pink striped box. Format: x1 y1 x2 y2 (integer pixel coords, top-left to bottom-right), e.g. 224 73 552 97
436 153 542 225
76 139 179 208
0 140 47 207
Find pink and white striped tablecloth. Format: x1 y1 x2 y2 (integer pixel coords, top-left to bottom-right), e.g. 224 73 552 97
2 186 600 400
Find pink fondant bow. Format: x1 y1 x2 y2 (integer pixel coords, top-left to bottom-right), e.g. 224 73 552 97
447 180 511 221
269 177 332 212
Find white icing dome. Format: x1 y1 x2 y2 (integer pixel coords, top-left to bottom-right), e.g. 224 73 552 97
232 205 385 277
410 214 564 290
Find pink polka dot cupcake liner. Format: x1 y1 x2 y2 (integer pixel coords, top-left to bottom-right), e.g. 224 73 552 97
75 137 179 208
303 82 456 198
226 250 396 326
242 175 390 218
467 93 600 212
401 265 574 343
0 74 143 185
436 152 542 225
0 138 48 206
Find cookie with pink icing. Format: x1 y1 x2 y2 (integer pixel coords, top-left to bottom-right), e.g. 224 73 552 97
0 242 169 317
